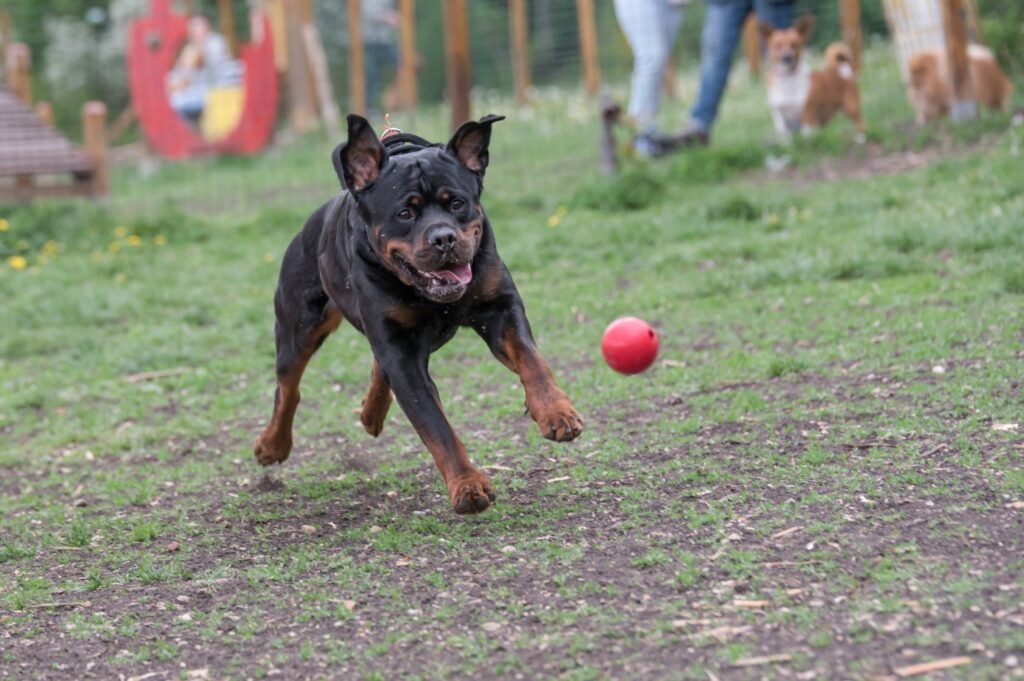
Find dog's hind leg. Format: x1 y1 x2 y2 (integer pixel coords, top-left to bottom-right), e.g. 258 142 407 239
254 286 341 466
359 359 392 437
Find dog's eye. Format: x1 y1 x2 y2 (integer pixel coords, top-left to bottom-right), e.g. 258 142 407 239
397 208 414 221
450 198 465 211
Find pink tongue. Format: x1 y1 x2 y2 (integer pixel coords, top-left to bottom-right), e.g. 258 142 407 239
435 263 472 285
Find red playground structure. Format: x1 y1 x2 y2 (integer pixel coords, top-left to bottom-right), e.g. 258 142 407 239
127 0 278 159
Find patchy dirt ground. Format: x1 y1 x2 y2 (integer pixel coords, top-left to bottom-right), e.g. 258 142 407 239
3 356 1023 680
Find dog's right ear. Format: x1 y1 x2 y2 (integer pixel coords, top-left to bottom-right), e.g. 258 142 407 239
332 114 387 191
759 21 775 42
794 15 815 40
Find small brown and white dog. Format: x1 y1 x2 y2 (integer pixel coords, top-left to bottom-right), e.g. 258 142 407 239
762 16 865 141
907 45 1013 124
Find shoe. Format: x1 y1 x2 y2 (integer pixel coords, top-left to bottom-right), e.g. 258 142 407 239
634 132 667 158
664 125 710 150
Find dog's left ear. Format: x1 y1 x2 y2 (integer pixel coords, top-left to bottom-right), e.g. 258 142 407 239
446 113 505 175
759 20 775 42
333 114 388 191
794 15 815 40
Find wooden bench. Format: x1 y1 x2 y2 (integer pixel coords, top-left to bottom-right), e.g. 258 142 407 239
0 43 107 202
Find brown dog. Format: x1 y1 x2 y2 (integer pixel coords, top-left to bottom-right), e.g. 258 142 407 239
908 45 1013 124
762 17 865 140
802 42 866 138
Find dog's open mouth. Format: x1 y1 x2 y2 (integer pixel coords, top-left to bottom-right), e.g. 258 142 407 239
396 256 473 302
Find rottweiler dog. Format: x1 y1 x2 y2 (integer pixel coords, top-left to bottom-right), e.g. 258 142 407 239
254 114 583 514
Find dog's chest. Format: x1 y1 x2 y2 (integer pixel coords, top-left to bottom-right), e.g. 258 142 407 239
768 62 811 113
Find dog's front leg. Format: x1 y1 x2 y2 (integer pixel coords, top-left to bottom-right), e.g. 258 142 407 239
472 302 583 443
368 331 495 514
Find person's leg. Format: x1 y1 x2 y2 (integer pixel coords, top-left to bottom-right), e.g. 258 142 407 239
688 0 754 134
170 85 207 123
614 0 684 135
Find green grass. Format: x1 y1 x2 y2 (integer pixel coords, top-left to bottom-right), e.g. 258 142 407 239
2 43 1023 680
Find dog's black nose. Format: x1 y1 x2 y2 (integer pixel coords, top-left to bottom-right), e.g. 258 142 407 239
428 226 457 253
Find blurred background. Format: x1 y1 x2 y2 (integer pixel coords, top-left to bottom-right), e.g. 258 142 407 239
0 0 1020 218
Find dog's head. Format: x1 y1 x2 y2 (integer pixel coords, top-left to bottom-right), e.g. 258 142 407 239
333 114 504 304
908 52 939 91
762 15 815 74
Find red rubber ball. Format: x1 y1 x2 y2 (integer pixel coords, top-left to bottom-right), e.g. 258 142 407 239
601 317 659 374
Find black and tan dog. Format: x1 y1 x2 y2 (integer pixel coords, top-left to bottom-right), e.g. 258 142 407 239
254 114 583 514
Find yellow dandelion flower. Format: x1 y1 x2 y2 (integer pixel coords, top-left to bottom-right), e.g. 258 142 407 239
109 240 121 253
115 272 128 284
154 234 167 246
0 218 9 232
7 255 27 270
91 251 104 262
547 214 562 228
37 255 49 266
114 225 129 238
128 235 142 247
263 253 275 263
765 212 780 226
42 240 59 256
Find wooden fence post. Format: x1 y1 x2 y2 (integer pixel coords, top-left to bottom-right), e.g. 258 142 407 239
83 101 109 197
34 101 54 126
840 0 862 72
347 0 367 116
940 0 975 121
442 0 471 131
509 0 531 105
284 0 319 132
5 42 32 104
396 0 418 109
576 0 600 95
742 13 760 79
217 0 237 55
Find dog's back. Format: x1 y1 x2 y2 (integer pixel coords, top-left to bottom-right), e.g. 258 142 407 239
908 45 1013 123
803 42 864 133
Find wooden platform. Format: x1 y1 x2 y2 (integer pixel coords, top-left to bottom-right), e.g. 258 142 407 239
0 87 103 201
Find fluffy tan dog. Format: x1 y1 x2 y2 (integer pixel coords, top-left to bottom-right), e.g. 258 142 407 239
907 45 1013 124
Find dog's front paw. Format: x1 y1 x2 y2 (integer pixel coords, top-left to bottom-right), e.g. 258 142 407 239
532 396 583 442
254 432 292 466
448 470 496 514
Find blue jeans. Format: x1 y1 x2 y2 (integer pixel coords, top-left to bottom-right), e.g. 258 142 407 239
690 0 795 132
614 0 685 131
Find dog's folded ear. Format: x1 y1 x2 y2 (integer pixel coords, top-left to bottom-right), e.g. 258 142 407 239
333 114 387 191
759 20 775 41
446 114 505 175
794 15 815 40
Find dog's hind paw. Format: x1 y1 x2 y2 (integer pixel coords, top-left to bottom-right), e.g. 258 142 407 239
254 433 292 466
448 470 496 514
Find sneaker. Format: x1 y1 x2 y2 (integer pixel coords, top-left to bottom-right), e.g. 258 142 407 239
634 132 666 158
664 125 710 150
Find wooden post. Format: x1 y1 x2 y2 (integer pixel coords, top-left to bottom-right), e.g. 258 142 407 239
509 0 531 105
34 101 54 126
5 42 32 104
576 0 600 95
348 0 367 116
940 0 975 121
0 10 11 52
396 0 418 109
840 0 862 72
284 0 319 132
217 0 237 55
742 13 760 79
83 101 109 197
303 23 341 138
442 0 471 131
